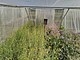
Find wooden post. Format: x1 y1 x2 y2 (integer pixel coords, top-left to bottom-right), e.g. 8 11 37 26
44 19 48 35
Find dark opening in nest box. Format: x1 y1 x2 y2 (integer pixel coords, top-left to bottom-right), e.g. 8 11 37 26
44 19 48 25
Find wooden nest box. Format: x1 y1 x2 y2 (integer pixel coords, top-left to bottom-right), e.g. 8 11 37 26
44 19 48 25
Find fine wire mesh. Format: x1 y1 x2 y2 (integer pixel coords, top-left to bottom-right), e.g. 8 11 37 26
35 8 55 25
1 7 80 42
0 7 28 41
62 9 80 33
53 0 80 8
0 7 55 41
0 0 57 7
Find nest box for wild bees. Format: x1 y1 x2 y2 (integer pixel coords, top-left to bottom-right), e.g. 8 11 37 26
44 19 48 25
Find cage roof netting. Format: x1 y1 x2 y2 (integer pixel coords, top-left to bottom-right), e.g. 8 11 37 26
0 0 57 8
53 0 80 9
0 0 80 9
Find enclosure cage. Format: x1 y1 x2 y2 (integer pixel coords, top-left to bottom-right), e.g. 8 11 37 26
1 7 80 41
0 0 80 60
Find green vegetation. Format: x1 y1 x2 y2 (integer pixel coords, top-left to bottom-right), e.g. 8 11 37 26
0 21 45 60
45 27 80 60
0 21 80 60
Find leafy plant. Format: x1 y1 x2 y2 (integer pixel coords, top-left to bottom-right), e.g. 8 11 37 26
45 25 80 60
